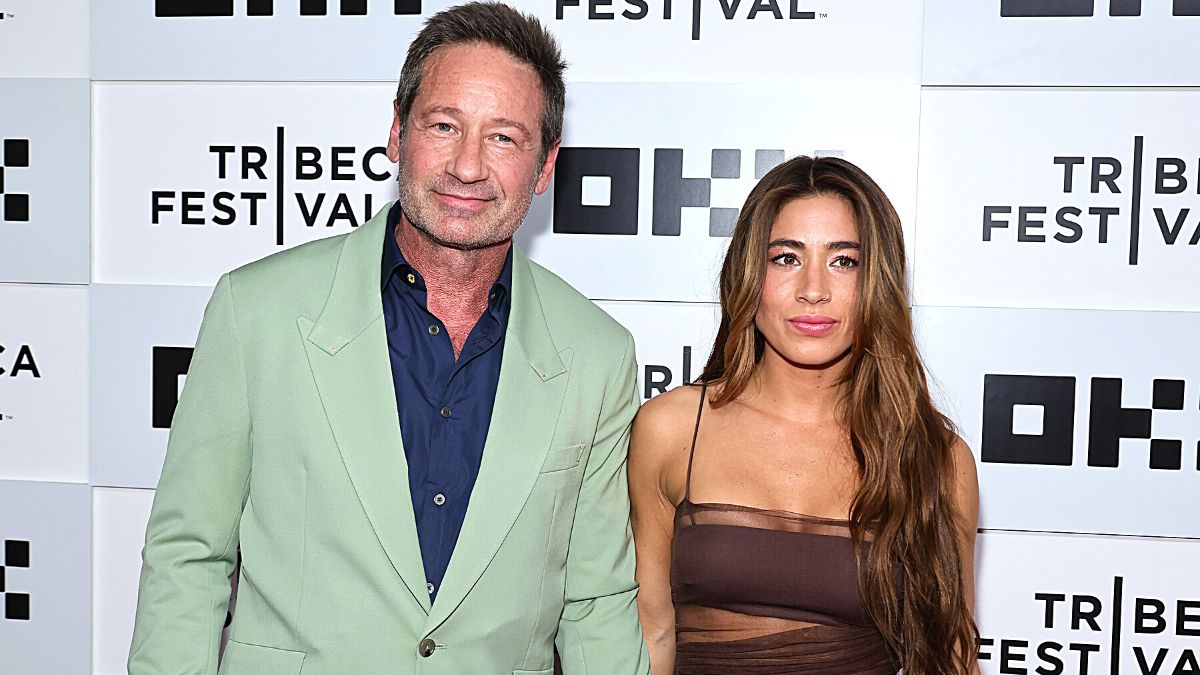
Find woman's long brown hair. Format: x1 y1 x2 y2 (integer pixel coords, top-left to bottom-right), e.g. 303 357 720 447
700 155 978 674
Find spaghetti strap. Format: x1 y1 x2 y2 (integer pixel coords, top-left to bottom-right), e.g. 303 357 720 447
684 382 707 502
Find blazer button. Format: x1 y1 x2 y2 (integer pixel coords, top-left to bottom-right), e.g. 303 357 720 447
418 638 437 657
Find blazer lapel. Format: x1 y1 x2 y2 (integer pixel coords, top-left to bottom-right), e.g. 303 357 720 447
298 206 431 614
427 245 569 629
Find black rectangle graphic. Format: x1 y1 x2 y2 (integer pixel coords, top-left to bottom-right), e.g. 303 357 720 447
155 0 235 17
1001 0 1094 16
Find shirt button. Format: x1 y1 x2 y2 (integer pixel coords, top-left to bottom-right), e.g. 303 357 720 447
433 493 446 506
440 406 452 419
428 324 440 336
426 581 436 594
406 272 416 284
418 637 436 657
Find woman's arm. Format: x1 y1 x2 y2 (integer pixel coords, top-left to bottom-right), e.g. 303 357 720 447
629 390 694 675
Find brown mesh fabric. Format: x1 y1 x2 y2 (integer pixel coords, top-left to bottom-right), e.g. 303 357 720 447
670 500 898 674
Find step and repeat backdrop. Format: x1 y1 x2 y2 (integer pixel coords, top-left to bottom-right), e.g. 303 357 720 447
2 0 1198 672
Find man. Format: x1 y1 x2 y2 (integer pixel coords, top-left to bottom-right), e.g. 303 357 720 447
128 4 649 673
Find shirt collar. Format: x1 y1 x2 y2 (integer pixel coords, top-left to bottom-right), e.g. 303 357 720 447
382 201 513 310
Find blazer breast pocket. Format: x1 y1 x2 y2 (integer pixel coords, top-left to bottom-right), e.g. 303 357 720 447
539 442 586 473
217 640 306 675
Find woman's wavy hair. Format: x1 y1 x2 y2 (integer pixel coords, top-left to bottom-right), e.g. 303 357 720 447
699 155 978 674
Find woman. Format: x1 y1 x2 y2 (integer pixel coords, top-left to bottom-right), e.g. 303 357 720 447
630 155 979 674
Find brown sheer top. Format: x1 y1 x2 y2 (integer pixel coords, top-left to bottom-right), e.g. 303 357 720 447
670 385 898 674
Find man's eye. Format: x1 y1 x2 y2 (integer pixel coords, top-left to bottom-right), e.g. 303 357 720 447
496 134 514 144
434 122 453 132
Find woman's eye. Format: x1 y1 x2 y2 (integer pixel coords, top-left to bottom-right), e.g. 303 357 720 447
770 253 800 266
831 255 859 268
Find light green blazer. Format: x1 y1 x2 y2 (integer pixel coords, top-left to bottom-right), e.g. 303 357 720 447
129 205 650 675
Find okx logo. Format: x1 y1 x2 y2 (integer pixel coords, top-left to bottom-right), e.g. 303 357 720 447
150 127 393 246
556 0 821 40
152 346 194 429
554 147 840 237
982 136 1200 265
1 539 30 621
982 374 1199 470
1 139 29 222
1001 0 1200 17
156 0 421 17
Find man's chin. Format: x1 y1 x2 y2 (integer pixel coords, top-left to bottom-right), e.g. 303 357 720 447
417 223 512 252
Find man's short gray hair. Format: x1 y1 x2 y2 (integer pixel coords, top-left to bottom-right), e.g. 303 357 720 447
395 1 567 161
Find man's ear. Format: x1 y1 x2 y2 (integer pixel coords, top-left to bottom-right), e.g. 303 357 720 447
386 99 403 162
533 139 562 195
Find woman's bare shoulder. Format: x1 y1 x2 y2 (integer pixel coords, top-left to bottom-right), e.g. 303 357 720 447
630 384 709 477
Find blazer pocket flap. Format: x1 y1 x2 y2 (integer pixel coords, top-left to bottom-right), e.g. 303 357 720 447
539 442 585 473
218 640 306 674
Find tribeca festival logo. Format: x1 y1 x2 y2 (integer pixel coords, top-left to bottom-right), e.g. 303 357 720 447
1 539 31 621
982 374 1199 471
0 344 41 379
0 341 42 424
555 0 822 40
1000 0 1200 17
643 345 699 399
1 139 30 223
982 136 1199 266
150 127 393 246
979 577 1200 674
554 147 841 237
155 0 420 17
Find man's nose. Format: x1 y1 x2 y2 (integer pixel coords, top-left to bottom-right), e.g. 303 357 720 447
447 133 487 184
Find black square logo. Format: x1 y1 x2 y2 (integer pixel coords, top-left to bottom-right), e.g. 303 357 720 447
1 539 31 621
1 138 30 222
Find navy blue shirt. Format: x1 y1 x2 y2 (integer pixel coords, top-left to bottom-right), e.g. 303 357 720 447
381 203 511 603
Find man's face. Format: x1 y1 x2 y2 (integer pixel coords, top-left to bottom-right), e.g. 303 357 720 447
386 42 560 250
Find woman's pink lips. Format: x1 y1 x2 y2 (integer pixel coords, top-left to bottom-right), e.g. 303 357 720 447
787 316 838 336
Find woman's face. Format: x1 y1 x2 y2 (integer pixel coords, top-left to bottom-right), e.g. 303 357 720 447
754 194 860 370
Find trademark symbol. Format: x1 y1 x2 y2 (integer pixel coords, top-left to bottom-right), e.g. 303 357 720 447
818 11 828 17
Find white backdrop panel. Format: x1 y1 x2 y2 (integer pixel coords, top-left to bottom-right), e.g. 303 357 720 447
924 0 1200 85
0 79 91 284
916 305 1200 539
915 88 1200 311
0 479 91 673
0 284 89 484
94 81 920 302
90 284 215 489
594 300 721 400
92 0 921 83
93 487 155 675
0 0 89 78
975 531 1200 675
